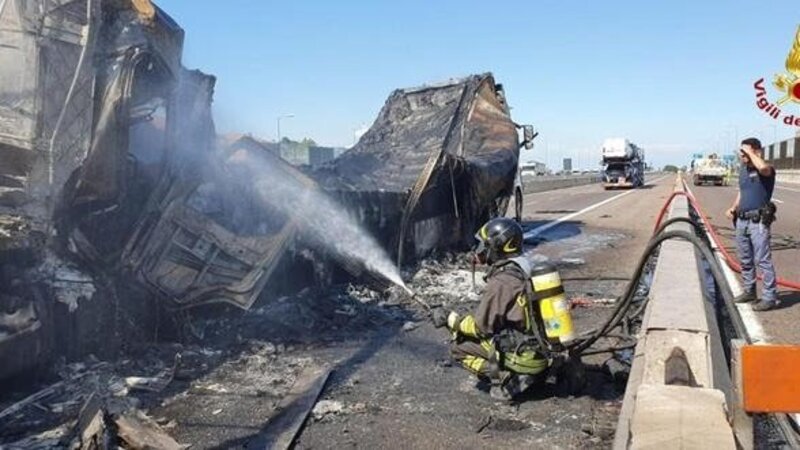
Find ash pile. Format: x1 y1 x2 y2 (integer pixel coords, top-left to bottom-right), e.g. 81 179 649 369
0 271 432 449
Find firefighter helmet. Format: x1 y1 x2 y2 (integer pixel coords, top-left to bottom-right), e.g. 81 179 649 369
474 217 524 263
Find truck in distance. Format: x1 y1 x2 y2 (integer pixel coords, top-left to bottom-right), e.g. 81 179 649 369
691 154 728 186
601 138 645 189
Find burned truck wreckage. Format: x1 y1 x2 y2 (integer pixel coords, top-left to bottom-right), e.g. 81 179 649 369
0 0 533 386
314 74 533 266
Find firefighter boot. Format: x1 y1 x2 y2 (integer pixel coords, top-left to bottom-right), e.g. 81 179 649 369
489 371 537 401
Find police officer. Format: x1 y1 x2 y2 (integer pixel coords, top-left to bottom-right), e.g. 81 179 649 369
725 137 779 311
432 217 550 400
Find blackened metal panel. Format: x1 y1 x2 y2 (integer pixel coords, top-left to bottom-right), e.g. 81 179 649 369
313 77 475 193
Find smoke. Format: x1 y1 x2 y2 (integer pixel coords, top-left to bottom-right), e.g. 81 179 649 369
223 148 406 290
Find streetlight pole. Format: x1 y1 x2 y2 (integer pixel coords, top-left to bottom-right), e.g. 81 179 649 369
543 138 549 173
729 125 738 150
276 113 295 161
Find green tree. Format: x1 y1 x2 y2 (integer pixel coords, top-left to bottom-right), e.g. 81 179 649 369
663 165 679 173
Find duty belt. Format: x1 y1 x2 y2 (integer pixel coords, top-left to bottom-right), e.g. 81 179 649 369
737 209 761 221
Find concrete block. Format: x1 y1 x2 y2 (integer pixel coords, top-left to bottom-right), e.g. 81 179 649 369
640 330 711 388
630 384 736 449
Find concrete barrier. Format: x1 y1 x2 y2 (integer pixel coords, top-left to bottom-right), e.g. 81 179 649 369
613 176 743 449
776 169 800 184
522 174 600 194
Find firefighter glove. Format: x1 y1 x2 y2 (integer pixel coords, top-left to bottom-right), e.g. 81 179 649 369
431 309 449 328
446 311 461 330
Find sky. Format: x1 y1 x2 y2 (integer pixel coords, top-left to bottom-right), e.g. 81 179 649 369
158 1 799 170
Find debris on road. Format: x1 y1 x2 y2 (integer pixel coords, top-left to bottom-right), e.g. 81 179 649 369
0 382 65 423
402 321 420 332
311 400 345 421
571 297 618 308
124 358 177 393
257 366 332 450
115 410 184 450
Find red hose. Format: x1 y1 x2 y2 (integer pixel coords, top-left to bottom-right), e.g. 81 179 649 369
652 177 800 290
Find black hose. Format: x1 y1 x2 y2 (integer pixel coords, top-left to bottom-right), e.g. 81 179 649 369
579 343 637 356
571 228 750 355
653 216 698 236
561 276 630 282
623 216 703 321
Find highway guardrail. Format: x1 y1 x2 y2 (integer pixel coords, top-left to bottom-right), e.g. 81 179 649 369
613 177 743 449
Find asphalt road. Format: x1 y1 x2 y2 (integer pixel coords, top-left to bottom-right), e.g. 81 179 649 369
686 178 800 344
519 174 674 280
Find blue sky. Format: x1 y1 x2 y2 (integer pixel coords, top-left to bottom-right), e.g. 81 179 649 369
158 1 799 169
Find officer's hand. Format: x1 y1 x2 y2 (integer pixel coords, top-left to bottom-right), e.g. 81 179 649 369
725 207 735 220
431 309 449 328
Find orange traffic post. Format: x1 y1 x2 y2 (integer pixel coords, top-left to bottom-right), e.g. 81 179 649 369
742 345 800 413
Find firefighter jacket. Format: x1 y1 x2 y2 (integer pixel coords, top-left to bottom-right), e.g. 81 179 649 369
453 262 534 340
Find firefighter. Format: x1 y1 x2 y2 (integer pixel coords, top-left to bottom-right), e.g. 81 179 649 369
432 217 550 400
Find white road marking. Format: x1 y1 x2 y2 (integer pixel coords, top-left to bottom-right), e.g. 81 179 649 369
684 183 769 343
524 175 669 239
773 198 784 204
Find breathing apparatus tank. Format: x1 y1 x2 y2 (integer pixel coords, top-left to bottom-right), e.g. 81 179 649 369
509 257 575 344
530 263 575 344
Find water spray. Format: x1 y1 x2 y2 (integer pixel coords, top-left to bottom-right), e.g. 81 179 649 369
393 279 429 310
380 270 428 310
225 150 429 309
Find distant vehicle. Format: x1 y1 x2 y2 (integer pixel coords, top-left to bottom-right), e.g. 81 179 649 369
691 154 727 186
520 161 546 176
601 138 645 189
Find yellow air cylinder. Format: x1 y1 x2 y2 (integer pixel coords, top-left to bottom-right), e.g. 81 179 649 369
531 264 575 344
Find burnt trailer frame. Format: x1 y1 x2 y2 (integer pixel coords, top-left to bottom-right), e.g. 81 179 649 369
313 74 529 266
